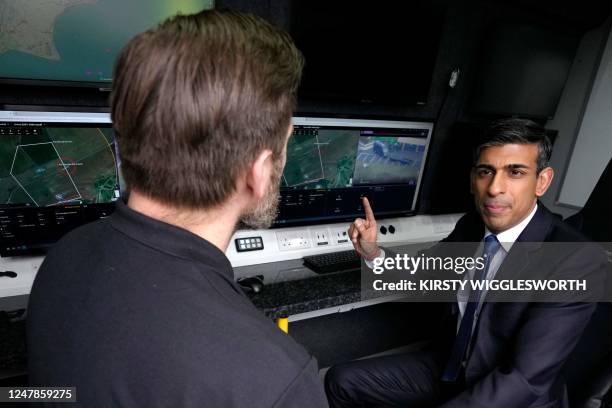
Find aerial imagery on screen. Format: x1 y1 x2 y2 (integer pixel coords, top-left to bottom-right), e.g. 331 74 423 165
0 126 120 206
353 136 425 185
282 128 359 190
0 0 214 83
281 127 427 190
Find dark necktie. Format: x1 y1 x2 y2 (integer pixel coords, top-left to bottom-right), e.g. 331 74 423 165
441 234 501 382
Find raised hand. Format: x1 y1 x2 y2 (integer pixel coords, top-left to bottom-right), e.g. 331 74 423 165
348 196 380 260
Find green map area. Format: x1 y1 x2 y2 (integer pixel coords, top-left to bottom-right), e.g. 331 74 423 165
282 129 360 190
0 127 119 206
0 0 214 82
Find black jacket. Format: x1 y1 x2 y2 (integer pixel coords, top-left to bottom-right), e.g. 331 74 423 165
27 202 328 407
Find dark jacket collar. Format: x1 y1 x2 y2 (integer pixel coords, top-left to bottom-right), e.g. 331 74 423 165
488 202 557 285
109 201 234 280
515 203 555 243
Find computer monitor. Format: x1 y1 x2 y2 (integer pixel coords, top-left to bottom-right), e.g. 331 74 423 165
0 111 120 256
0 1 214 86
275 117 433 227
0 114 432 254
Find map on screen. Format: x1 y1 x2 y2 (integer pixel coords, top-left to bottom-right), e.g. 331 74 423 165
282 128 360 190
0 126 119 206
0 0 214 83
281 128 428 190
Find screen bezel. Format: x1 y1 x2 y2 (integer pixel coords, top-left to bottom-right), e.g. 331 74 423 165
0 77 112 89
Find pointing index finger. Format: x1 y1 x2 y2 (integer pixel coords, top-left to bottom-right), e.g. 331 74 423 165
362 196 375 223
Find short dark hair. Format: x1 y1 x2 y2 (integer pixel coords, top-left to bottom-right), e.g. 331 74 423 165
474 118 552 174
111 10 304 208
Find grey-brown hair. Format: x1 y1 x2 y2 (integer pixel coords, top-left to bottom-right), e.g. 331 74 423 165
111 10 304 208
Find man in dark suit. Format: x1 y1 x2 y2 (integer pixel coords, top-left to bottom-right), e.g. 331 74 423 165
325 118 608 407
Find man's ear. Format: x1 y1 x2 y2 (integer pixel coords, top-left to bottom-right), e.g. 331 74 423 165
535 166 554 197
246 149 274 200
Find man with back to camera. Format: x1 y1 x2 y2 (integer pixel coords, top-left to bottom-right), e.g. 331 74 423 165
27 10 330 407
325 118 608 407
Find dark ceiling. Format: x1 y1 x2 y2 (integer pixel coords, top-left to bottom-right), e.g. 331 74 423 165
497 0 612 30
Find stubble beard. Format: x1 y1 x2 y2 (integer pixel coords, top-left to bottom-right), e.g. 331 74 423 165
237 158 283 230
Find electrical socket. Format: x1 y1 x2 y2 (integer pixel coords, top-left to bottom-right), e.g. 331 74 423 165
276 230 311 251
312 229 330 246
331 227 350 244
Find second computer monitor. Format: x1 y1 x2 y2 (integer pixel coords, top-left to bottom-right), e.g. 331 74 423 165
0 111 120 256
275 117 433 226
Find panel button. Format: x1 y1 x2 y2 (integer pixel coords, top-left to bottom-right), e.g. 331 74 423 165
235 236 265 252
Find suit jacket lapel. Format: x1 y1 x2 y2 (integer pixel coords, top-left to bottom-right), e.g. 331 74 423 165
487 203 555 299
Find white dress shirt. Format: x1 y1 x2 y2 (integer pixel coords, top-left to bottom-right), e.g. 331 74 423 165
457 203 538 320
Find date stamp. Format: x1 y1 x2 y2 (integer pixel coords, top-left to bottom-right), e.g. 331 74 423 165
0 387 76 402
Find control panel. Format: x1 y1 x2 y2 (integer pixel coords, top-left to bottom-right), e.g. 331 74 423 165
0 213 464 299
228 214 463 269
235 237 264 252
